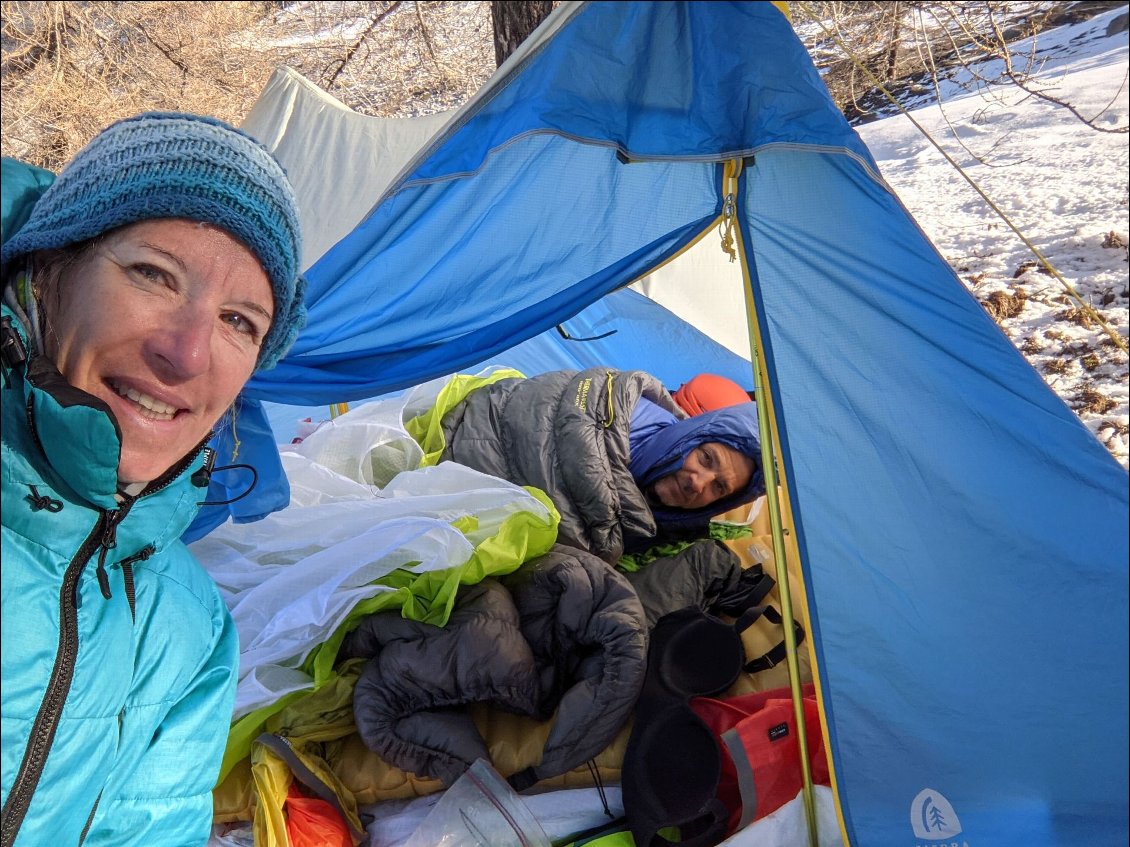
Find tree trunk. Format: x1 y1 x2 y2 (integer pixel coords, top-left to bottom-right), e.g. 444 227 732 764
491 1 553 67
884 1 901 82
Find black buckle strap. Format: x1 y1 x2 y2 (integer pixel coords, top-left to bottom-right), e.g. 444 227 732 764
735 604 807 674
1 315 28 371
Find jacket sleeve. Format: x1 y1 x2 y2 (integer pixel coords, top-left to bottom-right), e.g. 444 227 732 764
84 579 239 847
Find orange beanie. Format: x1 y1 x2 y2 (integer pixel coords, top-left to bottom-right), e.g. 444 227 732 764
672 373 750 416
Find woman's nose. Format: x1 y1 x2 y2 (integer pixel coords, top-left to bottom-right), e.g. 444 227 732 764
148 310 213 379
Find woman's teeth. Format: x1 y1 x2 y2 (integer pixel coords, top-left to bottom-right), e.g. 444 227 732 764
115 384 177 421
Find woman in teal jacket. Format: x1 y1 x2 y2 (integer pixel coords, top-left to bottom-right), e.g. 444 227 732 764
1 114 306 846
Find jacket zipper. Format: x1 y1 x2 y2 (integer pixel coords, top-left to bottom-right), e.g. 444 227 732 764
0 506 128 846
2 371 201 843
76 791 102 847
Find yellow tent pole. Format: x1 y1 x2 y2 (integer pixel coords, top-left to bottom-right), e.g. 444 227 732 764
724 157 820 847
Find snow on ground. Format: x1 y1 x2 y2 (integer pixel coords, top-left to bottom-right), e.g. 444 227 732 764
856 4 1130 467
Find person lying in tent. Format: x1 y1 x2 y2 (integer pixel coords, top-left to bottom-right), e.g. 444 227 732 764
671 371 754 416
430 367 764 563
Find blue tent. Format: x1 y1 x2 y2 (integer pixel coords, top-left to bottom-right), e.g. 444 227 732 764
214 2 1128 843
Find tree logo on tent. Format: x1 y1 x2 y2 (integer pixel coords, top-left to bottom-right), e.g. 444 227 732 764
910 788 965 843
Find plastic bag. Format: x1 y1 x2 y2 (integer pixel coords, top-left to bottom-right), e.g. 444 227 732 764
403 759 550 847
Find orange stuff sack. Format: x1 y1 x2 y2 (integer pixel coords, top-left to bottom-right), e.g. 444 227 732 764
285 784 353 847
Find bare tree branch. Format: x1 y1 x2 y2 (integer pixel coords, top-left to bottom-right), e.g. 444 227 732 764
416 2 440 65
323 1 402 89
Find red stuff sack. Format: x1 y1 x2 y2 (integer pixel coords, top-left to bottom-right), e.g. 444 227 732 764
689 683 831 834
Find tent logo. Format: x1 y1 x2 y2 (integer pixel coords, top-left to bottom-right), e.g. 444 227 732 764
911 788 964 842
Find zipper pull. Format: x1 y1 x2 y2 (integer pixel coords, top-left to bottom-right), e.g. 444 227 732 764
95 511 123 600
118 545 154 622
96 547 112 600
717 158 744 263
603 372 616 429
1 314 28 370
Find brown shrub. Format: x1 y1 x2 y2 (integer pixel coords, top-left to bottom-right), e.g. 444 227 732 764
1057 307 1096 328
1 2 282 168
1076 387 1117 414
1 1 495 169
982 289 1027 321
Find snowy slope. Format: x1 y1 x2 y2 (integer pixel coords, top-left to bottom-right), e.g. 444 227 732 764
857 4 1129 466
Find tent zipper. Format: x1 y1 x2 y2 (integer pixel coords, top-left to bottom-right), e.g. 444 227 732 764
718 158 744 262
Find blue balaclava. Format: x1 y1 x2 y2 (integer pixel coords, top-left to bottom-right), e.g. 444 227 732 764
630 401 765 531
1 112 306 370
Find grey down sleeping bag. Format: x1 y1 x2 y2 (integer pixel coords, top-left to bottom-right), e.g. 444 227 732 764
439 367 685 563
341 543 648 788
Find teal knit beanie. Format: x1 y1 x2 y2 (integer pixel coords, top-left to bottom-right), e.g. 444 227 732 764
0 112 306 371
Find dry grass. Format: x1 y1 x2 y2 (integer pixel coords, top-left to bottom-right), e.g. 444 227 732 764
1101 230 1127 249
1 2 292 168
1 1 496 169
1057 307 1097 328
981 289 1028 321
1075 386 1118 414
1012 259 1055 279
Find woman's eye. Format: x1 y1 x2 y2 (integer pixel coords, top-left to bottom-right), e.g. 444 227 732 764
131 263 168 285
222 311 260 340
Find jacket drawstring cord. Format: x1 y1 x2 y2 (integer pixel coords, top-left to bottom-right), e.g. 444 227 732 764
586 759 613 819
25 485 63 513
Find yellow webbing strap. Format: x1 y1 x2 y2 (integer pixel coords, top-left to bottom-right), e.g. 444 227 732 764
729 157 825 847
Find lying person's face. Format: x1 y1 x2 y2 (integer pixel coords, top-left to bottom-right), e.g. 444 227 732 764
43 219 273 484
649 441 755 511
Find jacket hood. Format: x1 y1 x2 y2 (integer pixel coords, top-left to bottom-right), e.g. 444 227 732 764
630 401 764 531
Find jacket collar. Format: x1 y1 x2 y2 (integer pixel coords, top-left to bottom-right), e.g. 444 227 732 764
3 303 209 539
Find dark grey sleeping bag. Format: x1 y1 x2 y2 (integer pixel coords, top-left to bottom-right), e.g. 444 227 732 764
438 367 684 562
342 543 648 787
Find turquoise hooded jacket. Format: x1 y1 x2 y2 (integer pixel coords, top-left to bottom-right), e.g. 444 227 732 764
1 161 238 847
0 305 238 846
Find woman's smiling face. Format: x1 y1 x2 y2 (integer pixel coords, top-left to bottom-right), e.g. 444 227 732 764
42 219 273 484
648 441 755 511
